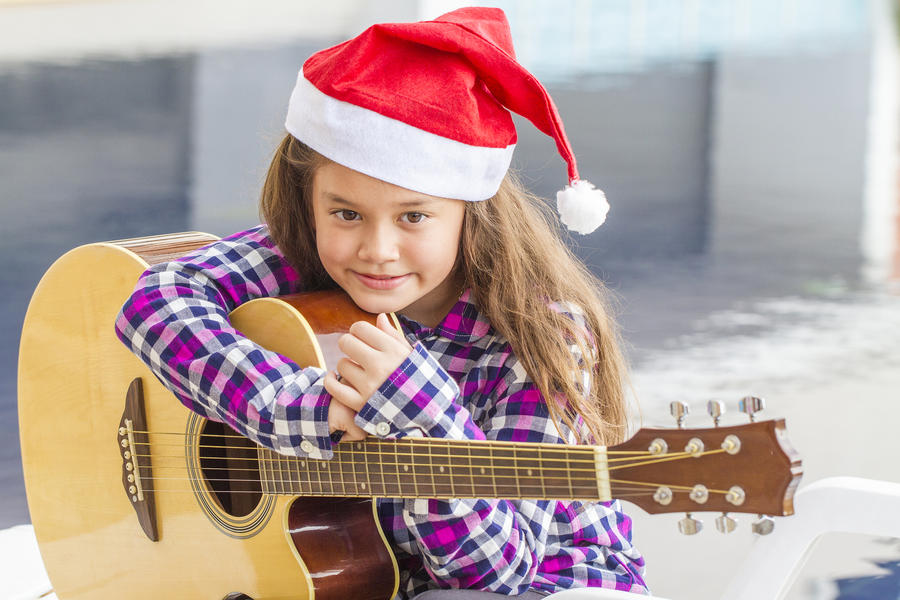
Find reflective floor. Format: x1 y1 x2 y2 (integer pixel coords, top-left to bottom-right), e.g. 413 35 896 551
2 2 899 598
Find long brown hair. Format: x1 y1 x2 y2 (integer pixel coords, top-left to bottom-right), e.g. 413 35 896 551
260 134 628 445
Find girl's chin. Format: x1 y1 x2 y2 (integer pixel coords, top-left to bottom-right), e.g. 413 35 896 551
348 291 409 316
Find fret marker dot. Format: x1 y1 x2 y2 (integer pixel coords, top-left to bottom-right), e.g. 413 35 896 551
439 466 445 473
528 469 533 476
361 483 366 490
480 467 485 474
404 465 409 472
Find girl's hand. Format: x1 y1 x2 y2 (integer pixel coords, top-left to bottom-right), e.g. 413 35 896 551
324 313 413 412
327 396 367 442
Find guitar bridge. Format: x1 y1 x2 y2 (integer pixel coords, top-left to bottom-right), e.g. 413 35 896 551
118 377 159 541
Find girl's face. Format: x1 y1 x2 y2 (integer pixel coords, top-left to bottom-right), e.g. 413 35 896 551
311 162 467 327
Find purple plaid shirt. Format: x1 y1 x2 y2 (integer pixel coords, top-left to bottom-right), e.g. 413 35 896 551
114 225 648 597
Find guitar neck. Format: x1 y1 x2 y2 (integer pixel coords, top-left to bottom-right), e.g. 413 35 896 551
257 438 608 501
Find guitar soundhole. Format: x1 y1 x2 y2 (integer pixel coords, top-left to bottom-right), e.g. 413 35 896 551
199 420 262 517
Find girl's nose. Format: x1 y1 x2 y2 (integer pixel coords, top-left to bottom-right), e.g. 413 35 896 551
358 223 400 263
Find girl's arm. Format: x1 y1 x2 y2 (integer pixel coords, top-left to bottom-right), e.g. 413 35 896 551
349 330 645 593
114 225 336 459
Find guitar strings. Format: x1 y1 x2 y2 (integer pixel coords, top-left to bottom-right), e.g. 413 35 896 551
127 439 704 471
118 447 737 500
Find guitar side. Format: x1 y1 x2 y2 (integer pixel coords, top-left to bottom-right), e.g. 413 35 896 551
16 238 372 599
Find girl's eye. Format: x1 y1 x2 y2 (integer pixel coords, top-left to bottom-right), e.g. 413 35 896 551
334 209 359 221
403 212 426 224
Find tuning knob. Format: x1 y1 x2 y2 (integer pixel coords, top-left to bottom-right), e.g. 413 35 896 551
715 513 738 533
751 514 775 535
670 401 689 429
677 513 703 535
738 396 765 422
707 400 725 426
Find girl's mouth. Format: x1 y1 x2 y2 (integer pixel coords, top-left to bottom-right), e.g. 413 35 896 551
354 272 410 290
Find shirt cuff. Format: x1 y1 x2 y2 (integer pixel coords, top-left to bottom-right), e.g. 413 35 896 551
272 369 334 459
354 342 479 440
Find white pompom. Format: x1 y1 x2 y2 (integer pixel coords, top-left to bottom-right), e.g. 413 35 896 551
555 179 609 235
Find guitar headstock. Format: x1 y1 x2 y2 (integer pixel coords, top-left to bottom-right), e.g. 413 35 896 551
610 419 802 518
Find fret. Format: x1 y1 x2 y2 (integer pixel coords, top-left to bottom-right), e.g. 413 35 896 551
516 445 544 499
402 441 419 497
377 439 388 496
263 449 274 495
491 445 518 498
541 447 581 499
357 441 372 496
336 445 348 496
324 455 334 497
489 444 498 498
284 456 293 494
445 443 456 498
467 444 492 497
430 443 454 497
259 448 270 494
275 453 284 494
460 443 475 498
348 442 359 495
425 441 435 497
295 456 306 496
312 458 322 496
285 454 297 494
577 448 603 500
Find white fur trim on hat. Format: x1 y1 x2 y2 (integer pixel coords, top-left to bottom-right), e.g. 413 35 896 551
556 179 610 235
285 70 516 201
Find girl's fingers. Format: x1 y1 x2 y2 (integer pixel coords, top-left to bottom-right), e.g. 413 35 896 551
376 312 406 341
326 395 367 442
323 370 366 412
338 329 381 363
335 357 367 394
347 319 406 352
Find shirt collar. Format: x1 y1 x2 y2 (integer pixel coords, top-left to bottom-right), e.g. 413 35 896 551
398 288 492 344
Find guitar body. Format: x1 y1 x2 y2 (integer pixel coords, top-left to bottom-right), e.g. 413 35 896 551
18 234 398 600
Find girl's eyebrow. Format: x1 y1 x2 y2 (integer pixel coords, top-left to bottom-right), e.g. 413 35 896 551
322 192 440 210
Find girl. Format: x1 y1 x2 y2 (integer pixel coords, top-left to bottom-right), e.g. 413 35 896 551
115 6 647 599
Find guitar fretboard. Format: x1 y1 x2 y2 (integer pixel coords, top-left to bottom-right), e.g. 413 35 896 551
257 438 608 501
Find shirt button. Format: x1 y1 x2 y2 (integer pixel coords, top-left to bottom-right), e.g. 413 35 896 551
300 440 315 454
375 422 391 436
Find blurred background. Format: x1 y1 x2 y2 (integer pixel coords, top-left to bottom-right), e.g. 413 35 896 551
2 0 899 598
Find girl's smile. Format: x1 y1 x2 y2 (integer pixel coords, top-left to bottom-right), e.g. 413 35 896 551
353 272 411 290
311 162 466 327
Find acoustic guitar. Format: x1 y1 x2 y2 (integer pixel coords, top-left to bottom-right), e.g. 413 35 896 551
18 232 802 600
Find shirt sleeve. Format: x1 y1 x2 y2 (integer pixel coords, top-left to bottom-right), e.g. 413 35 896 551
353 342 631 593
113 225 336 459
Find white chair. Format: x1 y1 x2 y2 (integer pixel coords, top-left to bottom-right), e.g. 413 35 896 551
722 476 900 600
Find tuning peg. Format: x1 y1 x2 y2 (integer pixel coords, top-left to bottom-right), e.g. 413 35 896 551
715 513 737 534
670 401 689 429
738 396 766 422
751 514 775 535
677 513 703 535
707 400 725 426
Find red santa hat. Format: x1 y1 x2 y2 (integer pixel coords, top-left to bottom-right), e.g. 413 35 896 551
285 6 609 234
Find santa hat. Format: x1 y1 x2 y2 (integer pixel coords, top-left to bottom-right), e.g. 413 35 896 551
285 6 609 234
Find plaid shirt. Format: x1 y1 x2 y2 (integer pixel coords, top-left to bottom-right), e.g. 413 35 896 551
114 225 648 597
